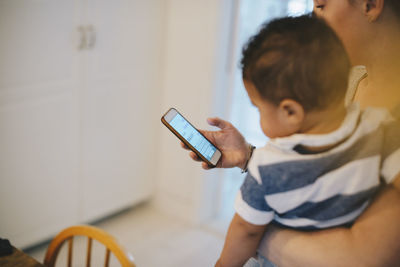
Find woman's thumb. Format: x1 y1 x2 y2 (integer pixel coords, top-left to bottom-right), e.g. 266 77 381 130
207 117 228 129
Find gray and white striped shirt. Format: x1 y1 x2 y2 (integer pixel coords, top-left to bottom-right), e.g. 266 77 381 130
235 104 400 229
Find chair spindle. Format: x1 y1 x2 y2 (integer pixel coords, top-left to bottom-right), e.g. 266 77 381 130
104 248 111 267
86 237 92 267
67 237 73 267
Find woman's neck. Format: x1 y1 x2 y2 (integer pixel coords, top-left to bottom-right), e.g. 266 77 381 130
354 17 400 111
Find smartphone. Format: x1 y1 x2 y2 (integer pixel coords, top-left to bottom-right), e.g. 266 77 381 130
161 108 222 167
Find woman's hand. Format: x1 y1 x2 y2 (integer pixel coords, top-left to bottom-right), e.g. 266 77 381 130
181 117 250 170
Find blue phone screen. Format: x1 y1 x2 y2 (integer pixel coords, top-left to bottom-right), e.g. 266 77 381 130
169 113 217 161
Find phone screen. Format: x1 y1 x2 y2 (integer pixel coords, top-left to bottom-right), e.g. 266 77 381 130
169 113 217 161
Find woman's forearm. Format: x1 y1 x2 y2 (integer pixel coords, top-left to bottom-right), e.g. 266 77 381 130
259 181 400 267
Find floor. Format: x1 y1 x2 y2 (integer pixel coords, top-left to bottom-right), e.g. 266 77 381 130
26 202 227 267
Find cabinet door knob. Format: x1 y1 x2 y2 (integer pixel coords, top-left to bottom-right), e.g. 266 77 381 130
86 25 96 49
77 26 87 50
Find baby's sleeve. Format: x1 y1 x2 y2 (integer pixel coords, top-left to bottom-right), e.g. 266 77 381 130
234 172 274 225
381 120 400 183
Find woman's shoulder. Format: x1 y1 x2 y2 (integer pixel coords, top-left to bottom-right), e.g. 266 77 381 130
391 104 400 120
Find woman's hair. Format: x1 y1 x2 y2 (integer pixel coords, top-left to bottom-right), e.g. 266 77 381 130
241 15 351 112
382 0 400 18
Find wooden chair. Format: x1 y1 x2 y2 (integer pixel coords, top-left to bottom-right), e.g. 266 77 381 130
43 225 136 267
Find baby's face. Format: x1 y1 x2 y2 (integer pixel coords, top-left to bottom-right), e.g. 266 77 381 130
243 80 298 139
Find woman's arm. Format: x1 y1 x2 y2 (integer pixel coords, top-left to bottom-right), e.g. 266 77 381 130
259 175 400 267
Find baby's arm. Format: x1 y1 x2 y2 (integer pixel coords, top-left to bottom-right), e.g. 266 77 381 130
216 213 266 267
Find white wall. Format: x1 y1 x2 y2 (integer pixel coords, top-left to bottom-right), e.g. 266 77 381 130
155 0 235 223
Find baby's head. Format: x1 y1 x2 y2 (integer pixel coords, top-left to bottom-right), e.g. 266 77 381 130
241 15 351 138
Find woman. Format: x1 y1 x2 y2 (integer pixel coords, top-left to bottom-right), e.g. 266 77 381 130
257 0 400 266
185 0 400 265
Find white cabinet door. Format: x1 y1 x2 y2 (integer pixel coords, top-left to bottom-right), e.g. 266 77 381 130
0 0 81 248
80 0 163 221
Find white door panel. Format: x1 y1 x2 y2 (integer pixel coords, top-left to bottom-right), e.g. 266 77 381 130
0 0 81 248
0 85 80 248
81 0 163 221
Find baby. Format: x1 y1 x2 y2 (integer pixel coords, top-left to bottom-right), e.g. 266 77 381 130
216 15 400 267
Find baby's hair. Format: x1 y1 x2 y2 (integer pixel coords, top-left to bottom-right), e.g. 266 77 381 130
241 15 351 111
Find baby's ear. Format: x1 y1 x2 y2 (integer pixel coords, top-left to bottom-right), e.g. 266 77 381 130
278 99 305 130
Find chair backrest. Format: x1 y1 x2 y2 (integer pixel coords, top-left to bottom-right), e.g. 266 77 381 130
43 225 136 267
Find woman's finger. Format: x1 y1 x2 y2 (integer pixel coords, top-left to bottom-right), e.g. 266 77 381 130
207 117 230 130
189 151 202 162
181 141 190 150
202 162 212 170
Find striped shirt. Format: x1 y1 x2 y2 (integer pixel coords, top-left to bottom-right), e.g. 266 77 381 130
235 104 400 229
